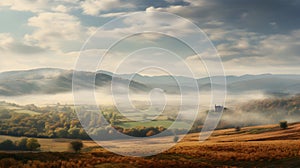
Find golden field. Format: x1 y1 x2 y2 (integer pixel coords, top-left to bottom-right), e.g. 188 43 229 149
0 122 300 167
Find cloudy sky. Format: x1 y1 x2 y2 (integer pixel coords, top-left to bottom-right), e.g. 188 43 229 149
0 0 300 76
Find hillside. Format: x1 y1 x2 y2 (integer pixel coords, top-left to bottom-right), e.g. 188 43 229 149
204 95 300 130
0 68 150 96
186 122 300 142
117 73 300 94
1 123 300 167
0 68 299 96
237 95 300 117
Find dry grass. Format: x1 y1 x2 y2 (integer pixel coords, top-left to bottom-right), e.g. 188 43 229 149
1 123 300 167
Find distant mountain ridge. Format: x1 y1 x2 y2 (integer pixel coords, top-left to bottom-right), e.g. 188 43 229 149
0 68 299 96
0 68 149 96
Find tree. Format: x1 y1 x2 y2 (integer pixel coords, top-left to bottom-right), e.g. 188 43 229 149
173 135 179 143
0 109 11 119
0 140 15 150
280 121 288 129
68 128 80 138
55 127 68 138
70 141 83 152
26 138 40 151
17 138 28 150
109 119 116 126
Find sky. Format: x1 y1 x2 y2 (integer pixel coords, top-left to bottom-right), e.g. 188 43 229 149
0 0 300 76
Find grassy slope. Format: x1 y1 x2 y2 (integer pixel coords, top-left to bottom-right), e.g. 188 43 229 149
0 102 39 115
1 123 300 167
116 120 190 129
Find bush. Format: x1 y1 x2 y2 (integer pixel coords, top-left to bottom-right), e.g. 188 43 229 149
26 138 41 151
0 140 16 150
17 138 28 150
279 121 288 129
173 135 179 143
0 158 17 167
0 138 40 151
70 141 83 152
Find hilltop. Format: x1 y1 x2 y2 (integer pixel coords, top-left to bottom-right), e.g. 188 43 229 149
0 68 299 96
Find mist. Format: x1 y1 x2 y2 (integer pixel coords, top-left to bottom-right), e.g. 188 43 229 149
0 88 266 107
1 88 297 127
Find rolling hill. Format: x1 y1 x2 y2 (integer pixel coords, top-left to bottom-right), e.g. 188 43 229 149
0 68 299 96
0 68 150 96
117 73 300 94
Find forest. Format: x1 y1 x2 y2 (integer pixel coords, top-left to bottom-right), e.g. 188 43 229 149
0 95 299 140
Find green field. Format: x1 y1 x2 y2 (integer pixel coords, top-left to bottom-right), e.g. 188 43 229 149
116 120 190 129
0 105 20 110
13 109 40 115
0 101 40 115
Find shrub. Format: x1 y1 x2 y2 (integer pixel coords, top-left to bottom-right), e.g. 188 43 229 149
0 158 17 167
279 121 288 129
26 138 41 151
173 135 179 143
70 141 83 153
0 140 15 150
17 138 28 150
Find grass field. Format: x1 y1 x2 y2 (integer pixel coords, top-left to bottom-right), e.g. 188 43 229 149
13 109 40 115
0 135 96 152
116 120 190 129
1 122 300 167
0 102 40 115
0 106 20 110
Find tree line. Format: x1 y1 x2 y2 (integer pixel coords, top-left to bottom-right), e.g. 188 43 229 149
0 109 194 140
0 138 40 151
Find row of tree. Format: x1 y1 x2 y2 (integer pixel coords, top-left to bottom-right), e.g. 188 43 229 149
0 138 40 151
0 109 195 140
0 111 90 139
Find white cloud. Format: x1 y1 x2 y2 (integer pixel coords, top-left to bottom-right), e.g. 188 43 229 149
51 5 70 13
82 11 203 53
184 0 207 6
213 29 300 75
0 33 45 54
0 33 14 50
200 28 264 61
0 0 78 13
259 30 300 58
0 0 299 76
216 29 300 64
99 12 129 18
0 50 77 72
183 27 300 75
24 12 85 51
0 0 49 12
80 0 134 16
205 20 224 26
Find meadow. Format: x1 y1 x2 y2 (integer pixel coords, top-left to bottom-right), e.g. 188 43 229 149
0 96 299 167
116 120 190 129
0 122 300 167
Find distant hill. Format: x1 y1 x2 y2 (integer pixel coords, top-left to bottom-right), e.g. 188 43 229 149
116 73 300 94
215 95 300 129
0 68 150 96
226 74 300 94
237 95 300 116
118 73 300 95
0 68 299 96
